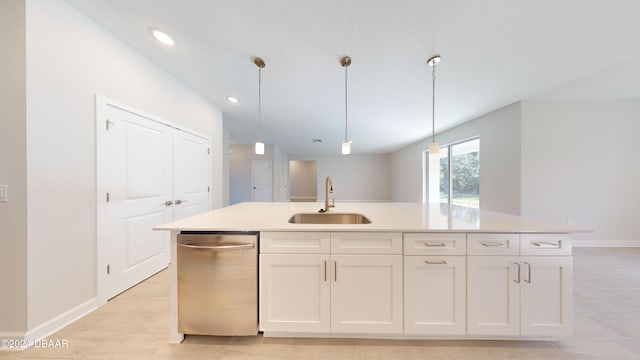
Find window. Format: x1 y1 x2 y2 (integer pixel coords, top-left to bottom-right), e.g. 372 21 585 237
426 138 480 208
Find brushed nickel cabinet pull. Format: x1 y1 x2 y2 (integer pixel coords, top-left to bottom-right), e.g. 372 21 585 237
524 262 531 283
333 261 337 282
532 241 561 248
424 242 446 247
482 241 505 247
425 260 447 265
323 261 327 282
514 262 521 283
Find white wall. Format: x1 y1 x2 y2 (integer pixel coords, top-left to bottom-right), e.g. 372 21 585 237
222 127 231 206
290 154 390 202
0 0 28 334
521 99 640 244
272 145 289 202
289 160 318 200
22 0 223 332
390 103 522 215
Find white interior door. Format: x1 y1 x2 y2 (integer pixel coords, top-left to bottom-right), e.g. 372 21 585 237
279 164 288 201
252 160 272 202
99 103 172 300
173 131 210 220
97 96 212 303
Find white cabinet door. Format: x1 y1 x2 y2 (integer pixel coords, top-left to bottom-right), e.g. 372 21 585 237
467 256 520 336
259 254 330 333
404 256 466 335
520 256 573 336
330 255 403 334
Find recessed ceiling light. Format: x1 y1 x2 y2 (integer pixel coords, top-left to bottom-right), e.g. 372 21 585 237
227 96 239 103
150 28 175 47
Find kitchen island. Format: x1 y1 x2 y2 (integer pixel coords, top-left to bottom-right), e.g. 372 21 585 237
155 202 586 343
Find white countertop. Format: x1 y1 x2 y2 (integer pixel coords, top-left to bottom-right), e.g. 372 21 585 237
154 202 589 233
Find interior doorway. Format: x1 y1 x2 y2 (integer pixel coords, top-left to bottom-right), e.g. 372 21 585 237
289 160 317 202
252 160 273 202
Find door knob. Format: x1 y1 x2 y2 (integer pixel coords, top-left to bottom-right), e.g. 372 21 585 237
175 199 188 205
162 200 174 207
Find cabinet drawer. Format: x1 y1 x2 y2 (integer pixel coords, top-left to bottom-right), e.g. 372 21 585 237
331 232 402 254
261 232 330 254
467 233 519 255
404 233 466 255
520 234 571 256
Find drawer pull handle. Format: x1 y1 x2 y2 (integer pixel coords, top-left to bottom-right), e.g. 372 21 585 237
532 241 561 248
481 241 505 247
425 260 447 265
524 262 531 283
424 242 446 247
514 262 521 283
323 261 327 282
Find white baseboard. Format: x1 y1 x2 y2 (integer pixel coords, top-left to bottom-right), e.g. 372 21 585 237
572 240 640 247
26 298 98 344
0 298 99 350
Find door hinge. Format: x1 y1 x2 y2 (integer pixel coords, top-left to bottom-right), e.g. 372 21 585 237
208 186 210 192
106 119 115 131
106 264 110 274
106 192 110 202
207 148 211 154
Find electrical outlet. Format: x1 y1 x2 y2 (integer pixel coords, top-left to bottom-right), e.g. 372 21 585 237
0 184 7 202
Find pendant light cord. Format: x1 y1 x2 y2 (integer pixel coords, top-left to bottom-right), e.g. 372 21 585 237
344 62 348 143
432 62 436 143
258 66 262 142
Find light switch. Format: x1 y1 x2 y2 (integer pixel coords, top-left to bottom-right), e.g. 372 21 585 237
0 184 7 202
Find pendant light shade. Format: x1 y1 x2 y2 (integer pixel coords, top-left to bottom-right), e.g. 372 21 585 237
428 141 439 154
254 56 266 155
255 142 265 155
341 56 352 155
342 141 351 155
427 55 441 154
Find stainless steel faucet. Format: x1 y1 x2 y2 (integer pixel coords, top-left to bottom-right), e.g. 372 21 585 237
319 176 335 213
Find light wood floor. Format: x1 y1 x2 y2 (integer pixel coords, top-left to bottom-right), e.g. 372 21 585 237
1 248 639 359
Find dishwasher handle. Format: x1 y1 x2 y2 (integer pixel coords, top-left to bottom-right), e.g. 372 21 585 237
178 242 255 251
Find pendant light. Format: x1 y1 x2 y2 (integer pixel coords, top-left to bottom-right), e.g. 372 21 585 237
427 55 441 154
341 56 352 155
254 57 266 155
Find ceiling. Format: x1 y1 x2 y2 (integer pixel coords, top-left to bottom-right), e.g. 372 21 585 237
65 0 640 155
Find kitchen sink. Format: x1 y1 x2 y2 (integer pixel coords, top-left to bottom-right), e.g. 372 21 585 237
288 213 372 224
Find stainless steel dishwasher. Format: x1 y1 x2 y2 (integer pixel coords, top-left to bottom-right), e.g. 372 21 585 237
177 232 258 336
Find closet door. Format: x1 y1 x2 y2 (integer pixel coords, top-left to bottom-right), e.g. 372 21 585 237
97 96 212 302
173 131 210 220
99 102 173 300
